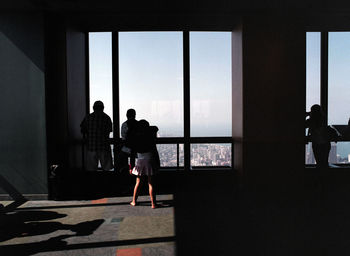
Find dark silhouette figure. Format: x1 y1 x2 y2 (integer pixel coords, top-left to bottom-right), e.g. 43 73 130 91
130 120 160 209
81 101 113 171
306 104 330 168
116 109 138 173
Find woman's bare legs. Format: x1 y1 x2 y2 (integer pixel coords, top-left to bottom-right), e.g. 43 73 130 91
130 176 141 206
148 176 157 208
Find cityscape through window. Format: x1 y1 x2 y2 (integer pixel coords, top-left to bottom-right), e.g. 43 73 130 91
191 144 231 167
189 32 232 167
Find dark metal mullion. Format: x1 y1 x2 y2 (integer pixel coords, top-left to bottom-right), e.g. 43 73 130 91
231 141 234 168
85 32 90 115
155 137 232 144
177 143 180 168
183 31 191 171
83 32 90 171
321 31 328 125
112 32 120 168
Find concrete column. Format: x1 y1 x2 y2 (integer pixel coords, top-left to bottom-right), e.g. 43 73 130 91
232 16 306 194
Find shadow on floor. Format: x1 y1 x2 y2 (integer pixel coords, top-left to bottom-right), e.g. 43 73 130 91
0 209 104 255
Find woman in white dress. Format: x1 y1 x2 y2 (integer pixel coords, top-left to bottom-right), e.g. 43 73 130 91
130 120 160 208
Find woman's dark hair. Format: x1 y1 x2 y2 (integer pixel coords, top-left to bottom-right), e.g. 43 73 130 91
138 119 149 129
310 104 325 127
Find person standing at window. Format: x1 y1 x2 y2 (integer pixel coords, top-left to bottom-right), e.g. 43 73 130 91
306 104 330 168
130 120 160 209
116 109 138 173
81 101 113 171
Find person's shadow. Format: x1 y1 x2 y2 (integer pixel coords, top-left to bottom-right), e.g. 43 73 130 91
0 210 104 255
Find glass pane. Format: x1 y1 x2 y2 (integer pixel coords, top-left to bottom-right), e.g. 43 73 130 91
305 142 350 165
305 142 316 165
157 144 178 167
156 144 184 167
329 32 350 125
306 32 321 112
190 32 232 137
89 32 113 138
191 143 231 167
179 144 184 167
119 32 183 137
330 142 350 164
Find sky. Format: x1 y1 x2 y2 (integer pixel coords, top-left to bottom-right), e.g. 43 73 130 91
307 32 350 125
328 32 350 125
89 31 232 137
89 31 350 157
89 31 350 160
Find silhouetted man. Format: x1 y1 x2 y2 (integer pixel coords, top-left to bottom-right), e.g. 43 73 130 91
81 101 113 171
116 109 138 173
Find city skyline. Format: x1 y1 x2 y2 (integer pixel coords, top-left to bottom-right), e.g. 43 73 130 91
306 142 350 164
156 143 231 167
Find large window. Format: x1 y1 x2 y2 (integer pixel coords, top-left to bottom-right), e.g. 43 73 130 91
89 31 232 169
305 32 321 165
329 32 350 164
89 32 113 128
306 32 321 112
119 32 183 137
190 32 232 137
328 32 350 125
306 31 350 165
189 32 232 167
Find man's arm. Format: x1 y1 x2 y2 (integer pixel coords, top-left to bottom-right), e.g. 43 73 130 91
121 122 128 140
108 117 112 132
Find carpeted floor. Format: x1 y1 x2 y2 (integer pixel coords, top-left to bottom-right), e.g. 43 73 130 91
0 195 175 256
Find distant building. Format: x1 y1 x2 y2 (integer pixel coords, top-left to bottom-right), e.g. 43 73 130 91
306 144 316 164
329 143 337 163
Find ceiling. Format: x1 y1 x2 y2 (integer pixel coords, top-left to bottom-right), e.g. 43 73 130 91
1 0 350 14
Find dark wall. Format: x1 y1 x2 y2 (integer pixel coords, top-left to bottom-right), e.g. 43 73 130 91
66 28 87 168
0 13 47 194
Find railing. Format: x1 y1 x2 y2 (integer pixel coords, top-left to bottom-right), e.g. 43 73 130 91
109 137 233 170
305 125 350 166
155 137 233 169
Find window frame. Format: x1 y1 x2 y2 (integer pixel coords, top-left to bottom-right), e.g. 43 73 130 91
87 31 234 170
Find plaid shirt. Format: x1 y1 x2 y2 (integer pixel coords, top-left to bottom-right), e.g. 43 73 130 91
81 111 112 151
